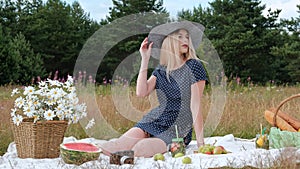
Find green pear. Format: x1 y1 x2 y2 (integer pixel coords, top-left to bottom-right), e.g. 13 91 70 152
174 152 184 158
153 153 165 161
209 145 215 152
203 147 213 154
198 145 205 153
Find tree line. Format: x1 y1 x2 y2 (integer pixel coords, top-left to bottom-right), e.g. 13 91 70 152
0 0 299 85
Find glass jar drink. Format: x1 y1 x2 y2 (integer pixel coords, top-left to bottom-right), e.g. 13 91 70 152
255 134 269 150
168 138 186 157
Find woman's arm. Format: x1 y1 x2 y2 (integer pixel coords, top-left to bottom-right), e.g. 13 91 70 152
190 80 206 147
136 74 156 97
136 37 156 97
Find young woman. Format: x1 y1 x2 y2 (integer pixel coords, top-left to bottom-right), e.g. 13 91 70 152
99 21 207 157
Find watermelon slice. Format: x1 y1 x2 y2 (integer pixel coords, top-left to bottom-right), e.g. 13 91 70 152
60 142 101 165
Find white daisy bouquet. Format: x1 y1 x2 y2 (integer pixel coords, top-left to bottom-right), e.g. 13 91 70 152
10 75 87 126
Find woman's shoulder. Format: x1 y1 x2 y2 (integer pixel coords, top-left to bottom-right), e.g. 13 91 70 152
152 65 166 76
155 65 166 71
186 58 207 80
186 58 202 67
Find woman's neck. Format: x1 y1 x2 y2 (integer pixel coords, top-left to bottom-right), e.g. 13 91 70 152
171 58 186 70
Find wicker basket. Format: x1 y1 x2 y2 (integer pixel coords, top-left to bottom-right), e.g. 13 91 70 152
11 118 68 158
269 94 300 149
273 93 300 128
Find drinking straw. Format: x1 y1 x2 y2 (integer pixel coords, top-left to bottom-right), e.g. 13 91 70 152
175 125 179 139
260 123 262 136
262 127 267 135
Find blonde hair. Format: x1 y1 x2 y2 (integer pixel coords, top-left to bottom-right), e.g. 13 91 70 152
160 29 198 78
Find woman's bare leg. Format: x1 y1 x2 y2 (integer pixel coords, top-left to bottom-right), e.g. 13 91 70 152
132 138 167 157
98 127 147 156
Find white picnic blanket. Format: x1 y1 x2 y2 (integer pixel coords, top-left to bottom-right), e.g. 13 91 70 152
0 134 299 169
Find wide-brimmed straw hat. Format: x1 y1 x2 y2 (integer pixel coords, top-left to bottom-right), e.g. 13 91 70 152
148 20 205 59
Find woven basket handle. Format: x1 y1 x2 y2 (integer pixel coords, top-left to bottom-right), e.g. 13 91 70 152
273 93 300 127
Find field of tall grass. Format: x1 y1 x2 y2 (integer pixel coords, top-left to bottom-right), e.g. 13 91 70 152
0 82 299 160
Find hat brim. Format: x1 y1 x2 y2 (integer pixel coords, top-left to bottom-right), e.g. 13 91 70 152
148 21 205 59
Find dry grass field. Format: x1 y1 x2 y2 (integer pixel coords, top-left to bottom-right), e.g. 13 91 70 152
1 83 299 168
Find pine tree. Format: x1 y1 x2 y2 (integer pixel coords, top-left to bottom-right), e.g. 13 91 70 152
94 0 169 82
104 0 166 23
14 0 99 77
271 4 300 83
0 31 46 85
179 0 284 84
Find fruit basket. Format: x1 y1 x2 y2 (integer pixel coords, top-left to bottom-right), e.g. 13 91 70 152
265 94 300 149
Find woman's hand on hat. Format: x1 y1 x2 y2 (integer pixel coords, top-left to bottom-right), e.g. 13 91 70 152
139 37 153 60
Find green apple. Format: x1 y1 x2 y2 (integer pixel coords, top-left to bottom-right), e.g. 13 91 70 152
182 156 192 164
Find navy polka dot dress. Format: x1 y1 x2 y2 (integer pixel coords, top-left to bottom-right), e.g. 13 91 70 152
135 59 207 146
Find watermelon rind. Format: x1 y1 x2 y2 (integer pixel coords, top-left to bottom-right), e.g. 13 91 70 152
60 142 101 165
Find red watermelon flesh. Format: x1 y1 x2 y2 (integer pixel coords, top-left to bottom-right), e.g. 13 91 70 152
62 142 100 152
60 142 101 165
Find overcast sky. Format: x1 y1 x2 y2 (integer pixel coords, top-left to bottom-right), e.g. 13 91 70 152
63 0 299 21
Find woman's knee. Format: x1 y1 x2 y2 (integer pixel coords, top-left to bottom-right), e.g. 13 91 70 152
122 127 148 139
132 138 167 157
